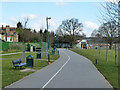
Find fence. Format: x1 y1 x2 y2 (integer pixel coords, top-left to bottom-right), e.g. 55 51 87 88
0 42 9 51
0 42 48 51
85 43 119 64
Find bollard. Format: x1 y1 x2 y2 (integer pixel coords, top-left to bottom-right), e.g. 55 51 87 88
48 53 50 63
96 59 97 64
57 50 59 55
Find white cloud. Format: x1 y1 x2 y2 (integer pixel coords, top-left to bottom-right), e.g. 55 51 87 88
55 0 66 6
25 16 59 32
49 18 59 32
20 14 38 20
0 22 16 27
10 17 18 23
83 21 99 37
104 0 119 3
84 21 99 30
0 23 8 26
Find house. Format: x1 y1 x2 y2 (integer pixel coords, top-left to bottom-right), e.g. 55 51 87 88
0 25 18 42
76 39 88 49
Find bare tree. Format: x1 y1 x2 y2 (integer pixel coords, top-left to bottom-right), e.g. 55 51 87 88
94 0 119 49
99 0 118 25
59 18 83 45
94 21 118 49
23 17 29 29
56 27 63 36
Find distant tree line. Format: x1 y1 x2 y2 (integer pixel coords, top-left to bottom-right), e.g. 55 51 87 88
16 18 85 47
16 21 55 44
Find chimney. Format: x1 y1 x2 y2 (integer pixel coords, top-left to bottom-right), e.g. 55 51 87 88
6 25 10 33
6 25 10 27
2 25 3 29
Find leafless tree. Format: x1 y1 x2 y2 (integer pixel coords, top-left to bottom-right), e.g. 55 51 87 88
95 21 118 49
93 0 119 49
23 17 29 29
59 18 83 45
56 27 63 36
98 0 118 25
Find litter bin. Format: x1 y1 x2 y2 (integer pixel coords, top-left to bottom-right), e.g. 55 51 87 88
26 55 34 67
52 49 55 55
37 51 41 59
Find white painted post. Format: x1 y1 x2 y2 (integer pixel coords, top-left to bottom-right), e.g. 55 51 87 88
31 45 33 52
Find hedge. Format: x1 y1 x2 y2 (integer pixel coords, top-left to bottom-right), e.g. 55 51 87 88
0 42 48 51
0 42 9 51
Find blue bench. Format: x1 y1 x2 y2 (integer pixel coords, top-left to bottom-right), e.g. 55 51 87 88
12 59 26 69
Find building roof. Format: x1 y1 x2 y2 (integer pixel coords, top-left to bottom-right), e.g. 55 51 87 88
0 27 16 31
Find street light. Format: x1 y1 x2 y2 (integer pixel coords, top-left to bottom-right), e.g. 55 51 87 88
46 17 51 63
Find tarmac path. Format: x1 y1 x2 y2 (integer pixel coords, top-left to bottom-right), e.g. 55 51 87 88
5 49 113 89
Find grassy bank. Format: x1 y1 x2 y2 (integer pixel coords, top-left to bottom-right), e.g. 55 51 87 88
2 50 60 88
71 48 118 89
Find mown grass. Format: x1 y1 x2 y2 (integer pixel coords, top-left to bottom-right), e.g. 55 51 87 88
2 50 60 88
71 48 118 89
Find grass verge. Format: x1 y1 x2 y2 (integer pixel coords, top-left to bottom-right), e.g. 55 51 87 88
2 50 60 88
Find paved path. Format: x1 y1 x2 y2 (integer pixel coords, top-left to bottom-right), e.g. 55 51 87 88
5 49 113 89
0 52 23 56
0 51 48 56
0 52 31 56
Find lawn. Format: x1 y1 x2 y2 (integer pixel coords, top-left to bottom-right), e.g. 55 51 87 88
2 50 60 88
71 48 118 90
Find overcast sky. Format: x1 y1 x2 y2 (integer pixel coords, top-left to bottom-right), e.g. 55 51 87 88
0 0 115 37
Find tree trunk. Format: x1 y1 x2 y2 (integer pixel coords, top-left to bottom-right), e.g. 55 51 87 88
109 42 112 49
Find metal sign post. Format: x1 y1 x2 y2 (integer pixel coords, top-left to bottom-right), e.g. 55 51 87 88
46 17 51 63
22 42 25 63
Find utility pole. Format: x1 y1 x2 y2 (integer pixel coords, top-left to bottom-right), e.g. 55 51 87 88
46 17 51 63
40 29 43 57
117 1 120 89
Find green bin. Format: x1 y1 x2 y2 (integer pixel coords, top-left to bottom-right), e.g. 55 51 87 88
37 51 41 59
26 55 34 67
52 49 55 55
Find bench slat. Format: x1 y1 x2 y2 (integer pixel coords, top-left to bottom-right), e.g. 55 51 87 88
13 59 21 64
12 59 26 68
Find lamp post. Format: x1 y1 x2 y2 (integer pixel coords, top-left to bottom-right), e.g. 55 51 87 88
55 34 60 49
46 17 51 63
118 1 120 90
